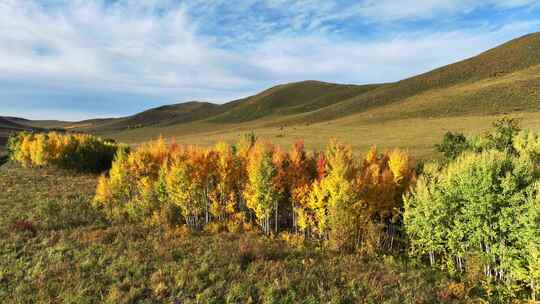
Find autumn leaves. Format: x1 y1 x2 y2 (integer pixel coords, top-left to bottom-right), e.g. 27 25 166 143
91 136 415 252
8 132 119 173
7 130 415 252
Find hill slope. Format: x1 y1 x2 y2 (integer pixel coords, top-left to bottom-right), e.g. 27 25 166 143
93 32 540 130
0 117 35 149
8 32 540 157
288 32 540 124
208 81 381 123
80 101 223 132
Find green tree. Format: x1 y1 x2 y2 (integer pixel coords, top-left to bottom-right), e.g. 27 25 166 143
404 150 540 300
484 117 522 154
435 131 469 161
244 141 280 235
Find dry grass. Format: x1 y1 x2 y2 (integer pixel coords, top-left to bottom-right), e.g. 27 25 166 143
0 162 457 303
102 111 540 160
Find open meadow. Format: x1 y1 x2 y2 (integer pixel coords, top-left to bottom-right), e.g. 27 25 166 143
0 162 456 303
108 111 540 160
3 117 540 303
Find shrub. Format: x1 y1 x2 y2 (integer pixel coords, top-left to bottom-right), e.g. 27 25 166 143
435 131 469 161
8 131 121 173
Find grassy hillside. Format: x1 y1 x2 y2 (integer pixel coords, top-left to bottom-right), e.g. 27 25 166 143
81 102 223 132
208 81 381 123
289 32 540 124
0 117 35 152
7 32 540 158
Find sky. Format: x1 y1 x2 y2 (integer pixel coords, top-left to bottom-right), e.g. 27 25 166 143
1 0 540 121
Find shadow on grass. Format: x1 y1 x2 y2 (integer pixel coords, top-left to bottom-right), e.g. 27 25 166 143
0 154 8 167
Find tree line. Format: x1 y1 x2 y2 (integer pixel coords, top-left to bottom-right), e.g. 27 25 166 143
91 136 415 253
7 132 119 173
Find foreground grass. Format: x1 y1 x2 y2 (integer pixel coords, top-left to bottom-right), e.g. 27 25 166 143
0 162 466 303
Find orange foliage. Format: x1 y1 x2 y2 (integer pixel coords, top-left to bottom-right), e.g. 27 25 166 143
92 136 415 247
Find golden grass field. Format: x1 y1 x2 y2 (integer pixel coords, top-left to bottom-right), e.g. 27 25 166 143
104 111 540 160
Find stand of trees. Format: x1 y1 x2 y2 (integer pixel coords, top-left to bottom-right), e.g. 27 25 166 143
10 117 540 301
406 118 540 300
93 136 415 252
7 131 120 173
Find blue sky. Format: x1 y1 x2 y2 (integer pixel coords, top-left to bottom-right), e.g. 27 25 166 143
1 0 540 120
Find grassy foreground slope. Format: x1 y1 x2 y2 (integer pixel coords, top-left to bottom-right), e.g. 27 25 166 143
0 162 458 303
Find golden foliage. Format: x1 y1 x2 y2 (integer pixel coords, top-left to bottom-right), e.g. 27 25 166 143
92 136 415 249
8 131 120 172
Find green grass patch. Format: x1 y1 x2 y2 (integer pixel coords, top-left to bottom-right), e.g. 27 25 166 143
0 163 465 303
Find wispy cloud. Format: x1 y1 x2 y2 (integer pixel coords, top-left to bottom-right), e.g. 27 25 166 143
0 0 539 120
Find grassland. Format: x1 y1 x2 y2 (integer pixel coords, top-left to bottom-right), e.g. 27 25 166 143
5 33 531 159
95 111 540 160
0 161 467 303
1 32 540 304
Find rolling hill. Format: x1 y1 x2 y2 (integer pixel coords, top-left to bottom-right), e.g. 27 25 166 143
0 117 35 150
4 32 540 157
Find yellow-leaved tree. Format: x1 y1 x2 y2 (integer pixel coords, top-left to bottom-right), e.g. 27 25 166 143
356 147 415 253
93 146 131 220
289 140 316 234
244 140 281 235
210 141 244 232
308 140 359 250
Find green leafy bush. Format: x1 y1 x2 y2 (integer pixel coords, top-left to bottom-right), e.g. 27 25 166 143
435 131 470 161
484 117 522 153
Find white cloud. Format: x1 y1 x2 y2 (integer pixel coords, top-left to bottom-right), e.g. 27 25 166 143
249 21 540 84
0 0 253 95
266 0 539 23
0 0 539 120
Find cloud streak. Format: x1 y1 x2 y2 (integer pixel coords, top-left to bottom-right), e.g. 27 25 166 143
0 0 539 120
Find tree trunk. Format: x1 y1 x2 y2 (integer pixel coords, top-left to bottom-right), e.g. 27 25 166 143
275 200 278 234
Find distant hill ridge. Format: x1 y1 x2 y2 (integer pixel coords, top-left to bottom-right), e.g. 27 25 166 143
6 32 540 138
0 117 33 130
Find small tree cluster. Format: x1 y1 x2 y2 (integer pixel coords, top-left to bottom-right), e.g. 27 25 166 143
435 117 523 162
93 137 416 252
302 142 415 252
406 117 540 300
7 131 120 172
94 137 249 231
